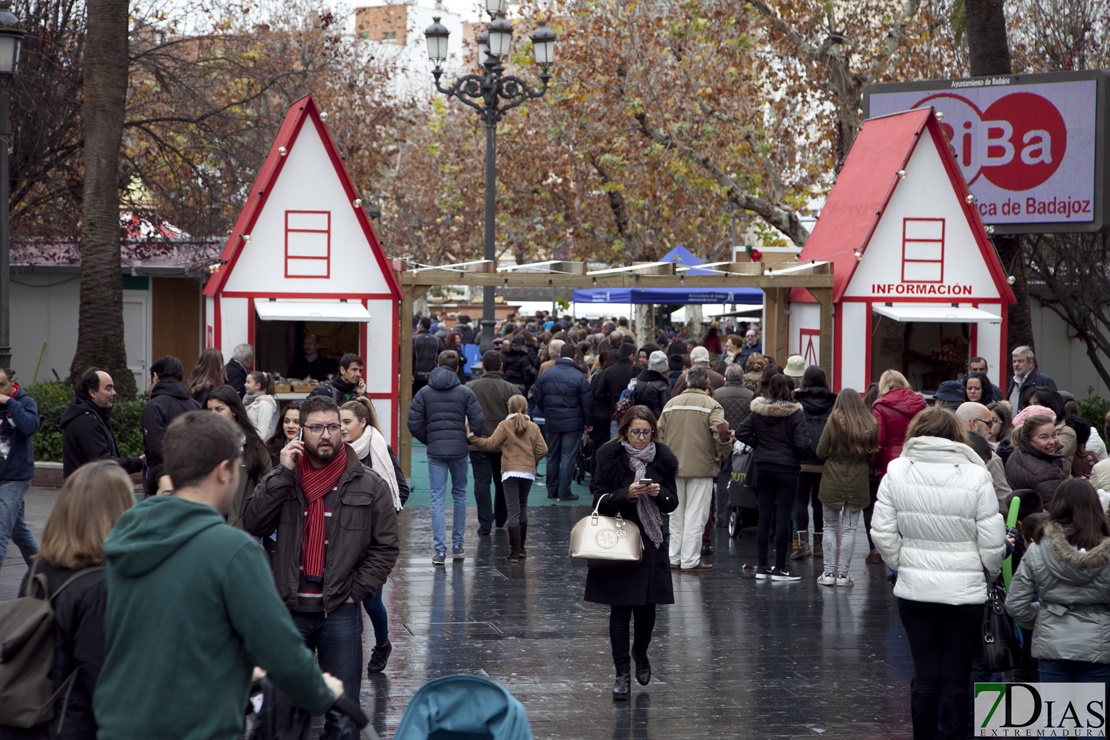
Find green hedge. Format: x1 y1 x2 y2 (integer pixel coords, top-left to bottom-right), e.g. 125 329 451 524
1077 387 1110 439
25 381 147 462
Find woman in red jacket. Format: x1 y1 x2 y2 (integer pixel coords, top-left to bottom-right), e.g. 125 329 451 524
863 369 925 564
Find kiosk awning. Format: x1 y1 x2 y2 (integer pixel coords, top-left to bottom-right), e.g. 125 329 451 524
254 300 371 322
872 305 1001 324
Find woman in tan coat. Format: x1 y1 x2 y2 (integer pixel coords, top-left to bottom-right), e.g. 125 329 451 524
469 395 548 562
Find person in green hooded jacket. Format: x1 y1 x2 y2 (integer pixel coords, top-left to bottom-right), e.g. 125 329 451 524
94 411 343 740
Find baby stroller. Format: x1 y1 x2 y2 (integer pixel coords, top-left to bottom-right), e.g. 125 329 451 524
573 430 595 485
393 674 533 739
245 677 375 740
727 442 759 538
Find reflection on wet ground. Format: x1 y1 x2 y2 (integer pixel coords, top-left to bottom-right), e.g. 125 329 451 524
370 505 914 738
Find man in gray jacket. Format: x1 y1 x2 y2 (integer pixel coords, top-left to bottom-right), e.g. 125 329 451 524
408 350 483 564
467 351 518 534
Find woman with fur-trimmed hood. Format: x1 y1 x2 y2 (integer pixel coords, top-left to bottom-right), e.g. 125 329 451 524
735 371 810 581
1006 478 1110 681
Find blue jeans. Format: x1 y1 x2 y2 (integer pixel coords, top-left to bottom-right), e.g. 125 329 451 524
0 480 38 569
545 430 582 500
1038 658 1110 684
428 455 468 554
362 583 389 646
291 602 362 738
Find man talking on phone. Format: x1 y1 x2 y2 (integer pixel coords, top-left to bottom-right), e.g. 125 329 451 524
244 394 399 739
658 366 731 572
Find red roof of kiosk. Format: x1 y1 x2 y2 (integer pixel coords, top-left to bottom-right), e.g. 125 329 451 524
203 95 400 298
791 107 1015 304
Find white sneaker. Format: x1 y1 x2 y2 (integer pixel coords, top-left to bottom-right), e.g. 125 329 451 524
835 573 854 587
817 572 836 587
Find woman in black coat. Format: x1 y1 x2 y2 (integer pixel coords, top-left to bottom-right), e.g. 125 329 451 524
584 405 680 701
6 461 134 740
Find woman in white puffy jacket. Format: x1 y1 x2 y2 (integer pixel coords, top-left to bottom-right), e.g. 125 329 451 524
244 371 279 440
871 406 1006 740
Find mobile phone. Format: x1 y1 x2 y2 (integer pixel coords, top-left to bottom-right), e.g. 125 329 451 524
293 428 302 461
639 478 652 485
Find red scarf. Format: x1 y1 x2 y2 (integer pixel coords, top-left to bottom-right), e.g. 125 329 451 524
299 446 348 579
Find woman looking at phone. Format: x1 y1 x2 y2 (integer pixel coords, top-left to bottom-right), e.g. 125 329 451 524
583 406 680 700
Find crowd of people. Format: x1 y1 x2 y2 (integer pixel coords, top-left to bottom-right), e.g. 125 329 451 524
3 309 1110 736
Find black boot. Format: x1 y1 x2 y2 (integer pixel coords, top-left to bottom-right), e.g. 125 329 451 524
612 673 630 700
938 691 970 740
633 653 651 686
518 521 528 559
506 526 521 564
910 689 939 740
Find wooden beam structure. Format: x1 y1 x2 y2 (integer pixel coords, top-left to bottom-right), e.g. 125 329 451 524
394 260 834 475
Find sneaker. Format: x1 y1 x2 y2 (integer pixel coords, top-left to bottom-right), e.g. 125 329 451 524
452 547 465 560
432 553 445 566
817 572 837 587
770 567 801 582
836 573 854 587
754 565 774 580
366 641 392 675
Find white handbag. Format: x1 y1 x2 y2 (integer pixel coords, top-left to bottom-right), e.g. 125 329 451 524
568 494 643 568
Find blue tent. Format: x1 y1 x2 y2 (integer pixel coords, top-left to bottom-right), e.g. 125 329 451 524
571 245 762 305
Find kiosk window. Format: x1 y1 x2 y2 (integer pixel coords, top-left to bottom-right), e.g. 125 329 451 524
285 210 331 278
901 218 945 283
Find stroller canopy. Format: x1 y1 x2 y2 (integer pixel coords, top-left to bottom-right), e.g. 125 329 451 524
393 674 532 740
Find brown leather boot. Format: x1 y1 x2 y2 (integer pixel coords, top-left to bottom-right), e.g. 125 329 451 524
507 526 522 563
518 521 528 559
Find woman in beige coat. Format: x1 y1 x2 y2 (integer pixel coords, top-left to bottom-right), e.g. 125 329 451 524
469 395 548 562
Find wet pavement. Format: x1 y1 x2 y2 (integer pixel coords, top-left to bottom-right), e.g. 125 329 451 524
3 479 916 738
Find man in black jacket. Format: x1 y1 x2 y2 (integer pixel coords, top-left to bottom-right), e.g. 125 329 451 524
60 368 144 479
408 351 483 563
596 342 638 438
309 354 366 405
142 356 201 480
412 317 445 394
225 343 253 397
1007 346 1056 412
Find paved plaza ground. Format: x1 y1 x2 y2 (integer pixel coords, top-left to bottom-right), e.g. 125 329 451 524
1 445 915 738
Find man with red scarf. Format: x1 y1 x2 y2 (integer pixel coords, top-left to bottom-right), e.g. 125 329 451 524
243 395 399 736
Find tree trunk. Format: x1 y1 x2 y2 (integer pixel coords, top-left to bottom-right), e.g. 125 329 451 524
70 0 134 395
964 0 1012 77
964 0 1032 354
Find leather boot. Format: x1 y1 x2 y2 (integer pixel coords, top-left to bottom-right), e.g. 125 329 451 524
938 691 970 740
813 532 823 558
789 530 811 560
518 521 528 559
910 688 939 740
506 526 521 563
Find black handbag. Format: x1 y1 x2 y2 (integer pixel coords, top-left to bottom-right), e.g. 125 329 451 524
981 571 1020 672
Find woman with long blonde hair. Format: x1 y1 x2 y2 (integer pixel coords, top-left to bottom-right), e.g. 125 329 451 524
468 395 547 563
815 389 879 586
17 461 133 738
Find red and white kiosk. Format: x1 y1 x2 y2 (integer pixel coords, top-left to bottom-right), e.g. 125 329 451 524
203 96 402 444
789 107 1016 393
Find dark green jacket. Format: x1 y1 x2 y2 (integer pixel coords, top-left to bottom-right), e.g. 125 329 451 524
816 424 873 511
95 496 334 739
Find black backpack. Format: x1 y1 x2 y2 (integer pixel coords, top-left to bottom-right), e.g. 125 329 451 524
0 561 102 729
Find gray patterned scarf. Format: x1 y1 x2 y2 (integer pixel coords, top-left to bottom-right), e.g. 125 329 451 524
620 440 664 548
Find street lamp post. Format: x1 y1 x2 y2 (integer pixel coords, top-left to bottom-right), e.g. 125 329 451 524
425 2 555 353
0 0 21 370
